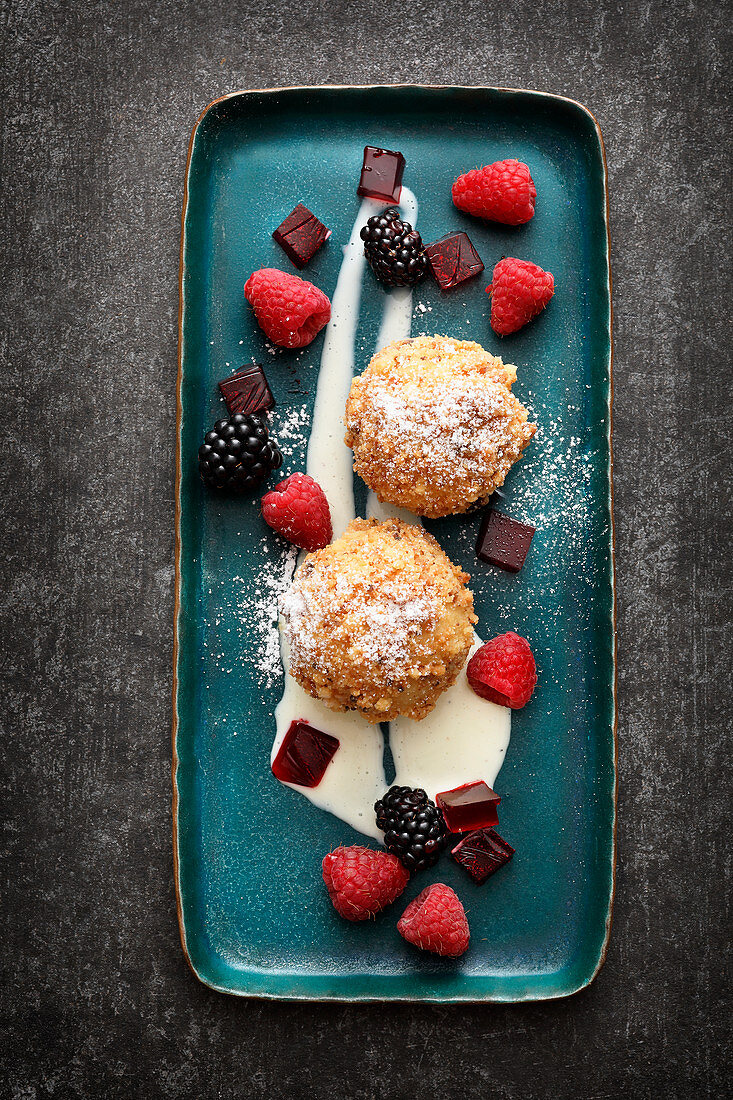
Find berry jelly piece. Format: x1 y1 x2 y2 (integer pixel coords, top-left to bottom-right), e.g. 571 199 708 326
271 720 339 788
425 231 484 290
476 509 535 573
451 828 515 885
357 145 405 203
272 203 331 268
218 364 275 417
436 781 501 833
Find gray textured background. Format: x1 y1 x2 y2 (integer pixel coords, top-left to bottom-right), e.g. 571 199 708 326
1 1 731 1097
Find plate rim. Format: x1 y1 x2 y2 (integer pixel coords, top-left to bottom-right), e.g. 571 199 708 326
172 83 618 1002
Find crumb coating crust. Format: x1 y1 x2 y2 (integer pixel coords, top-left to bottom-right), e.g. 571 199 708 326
344 335 536 518
279 518 477 722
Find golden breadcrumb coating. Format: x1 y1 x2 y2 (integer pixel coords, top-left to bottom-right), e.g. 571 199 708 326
344 335 536 518
279 518 477 722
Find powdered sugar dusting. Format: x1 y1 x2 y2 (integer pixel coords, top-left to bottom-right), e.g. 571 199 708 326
280 571 439 680
270 404 311 461
371 376 519 480
505 391 602 555
227 541 299 689
201 407 311 692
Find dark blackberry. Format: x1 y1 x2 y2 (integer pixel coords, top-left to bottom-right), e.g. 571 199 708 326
198 412 282 493
360 208 428 288
374 785 447 873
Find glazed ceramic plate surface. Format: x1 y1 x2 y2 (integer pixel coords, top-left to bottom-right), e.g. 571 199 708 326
174 85 616 1001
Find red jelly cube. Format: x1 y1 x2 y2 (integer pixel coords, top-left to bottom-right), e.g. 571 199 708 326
272 203 331 268
218 364 275 417
425 231 484 290
476 509 535 573
271 720 339 788
451 828 515 884
357 145 405 203
436 781 501 833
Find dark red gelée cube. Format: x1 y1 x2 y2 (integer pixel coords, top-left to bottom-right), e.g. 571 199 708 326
218 364 275 417
476 509 535 573
451 828 515 885
357 145 405 203
425 231 484 290
271 720 339 788
436 781 501 833
272 203 331 268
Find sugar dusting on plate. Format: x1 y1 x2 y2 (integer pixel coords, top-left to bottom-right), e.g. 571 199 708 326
232 541 299 689
228 403 312 689
270 404 311 461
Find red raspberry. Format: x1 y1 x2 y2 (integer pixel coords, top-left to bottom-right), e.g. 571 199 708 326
486 257 554 336
261 472 332 551
322 845 410 922
397 883 470 957
467 632 537 709
244 268 331 348
452 159 536 225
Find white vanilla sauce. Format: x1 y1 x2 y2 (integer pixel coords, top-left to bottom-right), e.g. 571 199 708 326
272 195 387 839
273 637 386 840
389 636 510 797
272 189 510 836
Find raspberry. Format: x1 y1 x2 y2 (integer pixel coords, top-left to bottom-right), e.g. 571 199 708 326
261 472 332 551
322 845 410 922
452 159 536 225
466 632 537 709
244 268 331 348
486 257 554 336
397 883 470 957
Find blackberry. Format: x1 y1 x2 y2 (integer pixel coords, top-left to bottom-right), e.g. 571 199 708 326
375 785 447 873
360 208 428 288
198 412 282 493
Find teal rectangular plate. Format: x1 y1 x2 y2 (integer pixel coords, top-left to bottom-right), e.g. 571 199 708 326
174 85 616 1001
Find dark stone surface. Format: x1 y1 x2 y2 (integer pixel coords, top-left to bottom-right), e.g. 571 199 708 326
1 0 730 1096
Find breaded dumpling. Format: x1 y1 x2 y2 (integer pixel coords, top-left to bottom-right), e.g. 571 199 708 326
344 335 536 518
279 518 476 722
